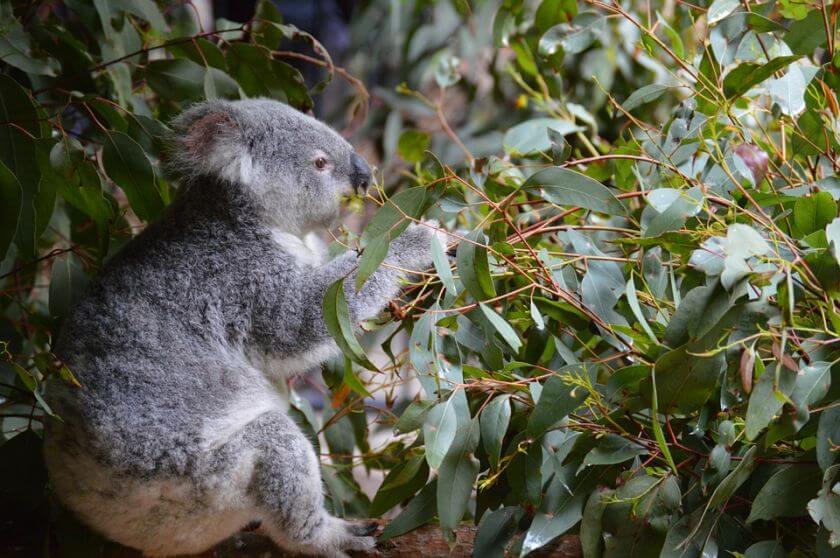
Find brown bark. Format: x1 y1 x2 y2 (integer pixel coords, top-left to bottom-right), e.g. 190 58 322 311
100 526 582 558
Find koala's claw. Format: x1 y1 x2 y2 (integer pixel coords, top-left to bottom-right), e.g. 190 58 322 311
347 535 376 551
347 520 379 537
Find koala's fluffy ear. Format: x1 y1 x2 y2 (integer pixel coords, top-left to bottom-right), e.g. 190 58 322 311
170 101 252 184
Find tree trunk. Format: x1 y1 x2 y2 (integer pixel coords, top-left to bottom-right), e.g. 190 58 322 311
101 526 582 558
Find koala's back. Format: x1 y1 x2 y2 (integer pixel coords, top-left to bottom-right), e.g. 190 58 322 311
47 184 289 475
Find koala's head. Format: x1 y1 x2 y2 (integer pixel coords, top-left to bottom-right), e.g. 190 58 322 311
170 99 371 233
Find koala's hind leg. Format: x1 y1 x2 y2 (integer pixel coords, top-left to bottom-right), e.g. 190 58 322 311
236 411 376 558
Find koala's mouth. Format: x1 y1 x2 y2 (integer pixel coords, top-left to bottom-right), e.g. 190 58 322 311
340 192 366 214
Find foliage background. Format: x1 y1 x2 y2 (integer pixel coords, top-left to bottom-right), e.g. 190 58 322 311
1 0 839 556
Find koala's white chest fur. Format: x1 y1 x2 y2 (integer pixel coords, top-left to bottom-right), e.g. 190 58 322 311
270 229 325 267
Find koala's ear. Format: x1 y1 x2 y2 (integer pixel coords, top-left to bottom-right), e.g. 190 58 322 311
170 101 251 184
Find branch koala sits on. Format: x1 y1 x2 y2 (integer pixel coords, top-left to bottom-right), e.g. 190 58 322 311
44 99 444 558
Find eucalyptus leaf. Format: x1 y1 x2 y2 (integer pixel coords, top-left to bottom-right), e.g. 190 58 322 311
0 161 22 261
747 465 822 523
723 55 801 99
524 167 626 215
423 390 469 469
322 278 377 371
503 118 584 156
49 253 88 319
101 131 163 222
379 480 438 541
480 395 511 469
456 229 496 300
528 371 588 438
623 84 672 112
437 418 480 533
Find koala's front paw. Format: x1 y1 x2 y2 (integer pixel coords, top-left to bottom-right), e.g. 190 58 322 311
389 220 448 272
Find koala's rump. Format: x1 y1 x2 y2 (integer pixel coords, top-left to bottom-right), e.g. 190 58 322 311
44 414 265 556
43 339 282 554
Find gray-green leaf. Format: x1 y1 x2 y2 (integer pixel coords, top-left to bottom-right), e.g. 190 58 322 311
524 167 627 215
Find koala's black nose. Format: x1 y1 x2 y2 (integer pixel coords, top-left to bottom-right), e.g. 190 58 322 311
350 153 371 194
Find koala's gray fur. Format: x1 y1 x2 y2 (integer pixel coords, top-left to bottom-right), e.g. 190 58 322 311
44 99 442 558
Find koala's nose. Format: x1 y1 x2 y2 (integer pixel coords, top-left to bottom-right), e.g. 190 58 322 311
350 153 371 194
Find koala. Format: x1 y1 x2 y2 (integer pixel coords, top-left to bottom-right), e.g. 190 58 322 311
43 99 442 557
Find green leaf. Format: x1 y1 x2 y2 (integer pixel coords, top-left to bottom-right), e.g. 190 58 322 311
370 453 429 516
521 465 608 557
423 391 469 469
456 229 496 300
521 502 585 557
101 131 163 222
202 67 240 100
723 55 801 99
622 84 672 112
747 464 822 523
706 446 758 511
790 361 832 409
252 0 285 49
664 282 731 346
480 395 511 468
379 480 437 541
827 217 840 263
581 434 647 468
360 187 432 245
225 43 312 108
524 167 627 215
535 0 577 32
342 357 371 398
807 466 840 547
169 38 227 69
659 511 714 558
527 371 588 438
645 187 704 238
0 74 43 257
111 0 168 32
793 192 838 237
539 13 605 56
356 186 444 290
503 118 584 156
744 541 786 558
0 160 22 261
625 276 657 342
580 489 609 558
707 0 740 24
437 418 480 534
507 437 544 506
818 407 840 471
785 9 827 55
650 364 678 475
395 399 434 434
49 253 88 319
145 58 207 100
647 346 723 413
397 130 430 163
656 14 684 59
322 277 377 371
0 19 60 76
479 303 522 352
355 234 390 291
431 235 458 298
745 365 797 440
474 506 523 558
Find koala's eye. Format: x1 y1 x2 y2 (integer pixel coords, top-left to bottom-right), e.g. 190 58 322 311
314 157 328 170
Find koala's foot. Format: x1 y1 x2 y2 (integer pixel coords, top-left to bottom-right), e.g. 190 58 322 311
230 411 376 558
319 517 377 558
269 515 376 558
